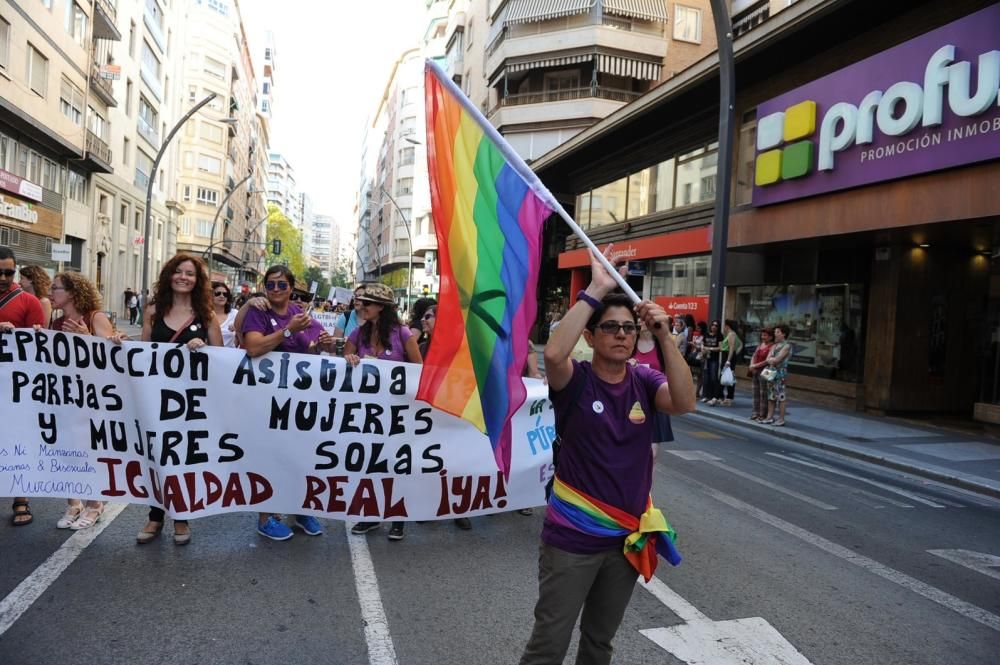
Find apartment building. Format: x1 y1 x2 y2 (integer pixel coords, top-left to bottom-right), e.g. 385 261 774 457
308 212 335 275
266 150 299 227
173 0 265 284
0 0 133 302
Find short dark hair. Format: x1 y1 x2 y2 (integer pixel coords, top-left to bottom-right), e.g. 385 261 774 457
0 246 14 262
776 323 790 337
263 265 295 288
585 292 636 331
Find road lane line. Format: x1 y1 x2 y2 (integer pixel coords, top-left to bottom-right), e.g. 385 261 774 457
0 502 125 636
639 576 709 623
928 549 1000 582
751 456 914 508
346 529 398 665
705 459 838 511
766 452 951 508
686 478 1000 633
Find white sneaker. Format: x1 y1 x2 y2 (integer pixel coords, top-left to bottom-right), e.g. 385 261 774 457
56 504 82 529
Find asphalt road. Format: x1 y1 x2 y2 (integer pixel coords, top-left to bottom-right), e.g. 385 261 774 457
2 416 998 665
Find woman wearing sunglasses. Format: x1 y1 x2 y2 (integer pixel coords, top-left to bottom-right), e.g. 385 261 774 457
136 253 223 545
241 265 334 541
211 281 238 348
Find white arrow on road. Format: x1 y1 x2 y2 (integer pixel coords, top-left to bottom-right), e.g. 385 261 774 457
928 549 1000 582
638 577 814 664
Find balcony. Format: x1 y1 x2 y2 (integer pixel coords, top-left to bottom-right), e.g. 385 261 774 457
137 115 159 150
93 0 122 41
732 0 770 38
85 130 113 173
90 63 117 107
140 64 162 102
489 86 638 131
143 4 167 53
134 168 151 190
486 23 667 83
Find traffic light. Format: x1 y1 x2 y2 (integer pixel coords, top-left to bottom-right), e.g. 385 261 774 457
272 239 282 255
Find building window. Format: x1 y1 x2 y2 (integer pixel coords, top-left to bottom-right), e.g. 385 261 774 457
88 106 108 141
203 56 226 80
674 5 702 43
182 184 191 202
180 217 191 235
196 187 219 206
27 44 48 97
141 41 160 79
735 115 757 205
136 149 154 184
65 1 88 47
120 203 128 227
261 100 270 113
264 47 271 60
0 17 10 72
188 85 197 103
41 158 58 190
397 177 413 195
27 150 41 183
59 77 85 126
196 219 212 237
138 95 159 142
125 79 134 116
122 137 130 166
197 154 221 174
40 0 53 9
0 228 20 245
262 81 270 94
199 123 223 143
67 169 87 203
129 21 136 59
134 210 142 232
0 134 11 171
399 147 415 166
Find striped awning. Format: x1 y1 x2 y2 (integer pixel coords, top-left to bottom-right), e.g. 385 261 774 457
508 53 595 73
505 0 596 25
602 0 668 22
597 53 662 80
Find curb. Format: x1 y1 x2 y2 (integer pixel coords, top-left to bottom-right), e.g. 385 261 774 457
683 409 1000 501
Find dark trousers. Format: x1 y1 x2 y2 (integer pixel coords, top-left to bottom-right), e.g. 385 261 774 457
129 307 138 325
149 506 187 525
520 543 638 665
702 358 720 400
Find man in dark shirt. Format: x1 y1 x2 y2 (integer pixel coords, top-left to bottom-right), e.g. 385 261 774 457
0 246 46 526
520 247 695 665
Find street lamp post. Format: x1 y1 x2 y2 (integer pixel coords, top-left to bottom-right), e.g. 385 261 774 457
707 0 735 324
379 186 413 309
142 93 219 294
207 172 255 279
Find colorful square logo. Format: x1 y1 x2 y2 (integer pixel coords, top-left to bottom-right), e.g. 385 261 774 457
755 100 817 187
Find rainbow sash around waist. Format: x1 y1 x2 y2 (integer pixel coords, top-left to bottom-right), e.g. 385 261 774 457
548 476 681 581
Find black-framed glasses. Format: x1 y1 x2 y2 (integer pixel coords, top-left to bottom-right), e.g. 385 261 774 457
596 321 638 335
0 270 15 277
265 281 289 291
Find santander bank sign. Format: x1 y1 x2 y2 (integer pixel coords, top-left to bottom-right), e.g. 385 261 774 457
752 5 1000 206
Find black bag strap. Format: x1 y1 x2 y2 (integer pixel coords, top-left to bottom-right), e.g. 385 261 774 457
0 287 24 311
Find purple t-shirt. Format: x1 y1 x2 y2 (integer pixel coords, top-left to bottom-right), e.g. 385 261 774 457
543 360 666 554
241 304 324 354
347 324 413 362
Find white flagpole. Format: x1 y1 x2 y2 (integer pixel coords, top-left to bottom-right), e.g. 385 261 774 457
425 60 643 305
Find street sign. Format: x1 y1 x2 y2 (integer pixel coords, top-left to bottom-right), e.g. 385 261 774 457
309 280 318 295
50 243 72 262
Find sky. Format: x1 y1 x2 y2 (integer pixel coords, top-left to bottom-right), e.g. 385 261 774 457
240 0 429 236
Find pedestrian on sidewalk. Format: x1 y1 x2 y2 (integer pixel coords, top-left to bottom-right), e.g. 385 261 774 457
47 272 115 530
762 323 792 426
134 254 223 545
344 282 422 541
747 327 774 421
242 265 334 542
701 321 722 405
127 290 138 325
519 246 694 665
0 246 47 527
719 319 744 406
633 317 675 459
19 265 53 326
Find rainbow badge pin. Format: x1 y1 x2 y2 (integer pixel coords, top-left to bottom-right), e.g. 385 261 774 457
628 401 646 425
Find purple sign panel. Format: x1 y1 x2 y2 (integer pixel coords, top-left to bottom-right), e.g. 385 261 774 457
752 5 1000 206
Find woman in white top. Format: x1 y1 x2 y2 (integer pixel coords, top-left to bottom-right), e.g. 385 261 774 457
212 281 239 348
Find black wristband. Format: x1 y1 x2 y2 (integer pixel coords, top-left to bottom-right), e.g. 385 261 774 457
576 290 603 310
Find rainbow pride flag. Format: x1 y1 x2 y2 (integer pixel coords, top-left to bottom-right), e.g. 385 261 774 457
417 60 555 477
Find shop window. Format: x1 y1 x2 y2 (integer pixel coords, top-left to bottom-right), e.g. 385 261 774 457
650 158 675 213
575 192 591 228
675 145 718 207
590 177 627 228
733 284 865 381
627 170 652 219
649 256 711 298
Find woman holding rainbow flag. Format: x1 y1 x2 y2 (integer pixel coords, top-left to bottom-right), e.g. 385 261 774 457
519 246 696 665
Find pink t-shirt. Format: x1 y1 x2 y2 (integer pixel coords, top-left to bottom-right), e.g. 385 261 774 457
348 324 413 362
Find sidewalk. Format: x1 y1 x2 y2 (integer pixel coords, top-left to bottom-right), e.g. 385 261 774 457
686 386 1000 499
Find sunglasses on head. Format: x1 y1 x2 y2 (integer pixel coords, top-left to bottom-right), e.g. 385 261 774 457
596 321 638 335
265 281 289 291
0 269 15 277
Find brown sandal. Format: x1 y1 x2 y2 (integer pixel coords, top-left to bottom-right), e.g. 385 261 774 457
12 500 32 526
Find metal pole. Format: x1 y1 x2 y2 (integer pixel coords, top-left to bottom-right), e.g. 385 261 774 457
207 172 254 278
707 0 736 324
379 186 413 309
142 92 218 294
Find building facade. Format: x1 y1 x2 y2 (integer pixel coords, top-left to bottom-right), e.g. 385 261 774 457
532 0 1000 419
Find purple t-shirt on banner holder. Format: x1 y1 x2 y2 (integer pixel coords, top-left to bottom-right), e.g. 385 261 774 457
348 324 413 362
543 360 666 555
241 304 324 354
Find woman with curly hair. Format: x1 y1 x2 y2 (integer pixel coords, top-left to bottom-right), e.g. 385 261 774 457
19 265 52 325
138 253 222 545
48 272 115 529
407 296 437 348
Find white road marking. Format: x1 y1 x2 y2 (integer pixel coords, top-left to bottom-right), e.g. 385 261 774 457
641 617 814 665
0 502 125 636
639 576 709 623
346 528 398 665
765 452 953 508
667 450 837 511
928 549 1000 582
751 455 914 508
694 479 1000 633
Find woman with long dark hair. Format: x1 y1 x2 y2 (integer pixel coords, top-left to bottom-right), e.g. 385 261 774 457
137 254 223 545
344 282 421 540
48 271 115 529
211 280 238 347
701 321 723 405
407 296 437 345
718 319 744 406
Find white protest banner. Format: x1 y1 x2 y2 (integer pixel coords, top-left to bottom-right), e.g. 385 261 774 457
0 330 556 521
332 287 353 304
311 312 339 333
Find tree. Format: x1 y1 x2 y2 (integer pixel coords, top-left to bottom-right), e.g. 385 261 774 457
263 204 305 277
329 258 354 288
301 266 330 299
